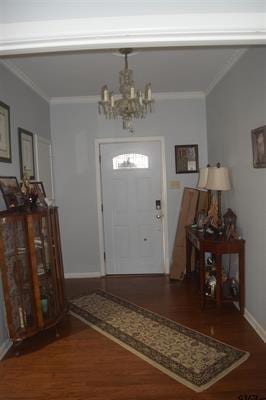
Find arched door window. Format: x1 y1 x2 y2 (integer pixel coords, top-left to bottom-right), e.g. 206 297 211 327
112 153 149 170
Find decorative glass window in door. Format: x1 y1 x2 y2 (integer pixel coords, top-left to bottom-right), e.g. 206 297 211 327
113 154 149 170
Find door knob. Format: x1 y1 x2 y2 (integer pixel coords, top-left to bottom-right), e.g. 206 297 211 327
156 213 162 219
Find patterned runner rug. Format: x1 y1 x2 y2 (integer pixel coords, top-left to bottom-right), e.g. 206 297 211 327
69 290 249 392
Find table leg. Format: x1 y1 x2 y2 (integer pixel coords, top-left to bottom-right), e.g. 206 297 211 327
239 247 245 315
195 248 199 273
215 254 222 308
186 235 192 280
199 250 205 308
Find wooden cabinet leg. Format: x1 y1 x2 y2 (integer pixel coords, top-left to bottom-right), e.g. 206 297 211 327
14 340 23 357
186 236 192 280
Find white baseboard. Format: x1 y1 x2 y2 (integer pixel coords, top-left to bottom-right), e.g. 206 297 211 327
234 303 266 343
0 339 12 360
64 272 102 279
244 309 266 343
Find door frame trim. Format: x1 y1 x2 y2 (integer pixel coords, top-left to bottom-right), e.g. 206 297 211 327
95 136 169 276
34 135 55 199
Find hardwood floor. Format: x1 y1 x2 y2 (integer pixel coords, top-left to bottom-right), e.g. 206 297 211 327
0 275 265 400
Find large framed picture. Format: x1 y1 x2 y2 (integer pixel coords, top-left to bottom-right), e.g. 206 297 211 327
0 100 11 163
251 125 266 168
0 176 24 210
18 128 35 179
175 144 199 174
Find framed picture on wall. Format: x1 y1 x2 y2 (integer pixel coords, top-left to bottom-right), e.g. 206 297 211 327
0 100 12 163
251 125 266 168
175 144 199 174
18 128 35 179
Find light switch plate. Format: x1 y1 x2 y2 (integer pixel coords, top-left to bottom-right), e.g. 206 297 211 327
169 180 181 189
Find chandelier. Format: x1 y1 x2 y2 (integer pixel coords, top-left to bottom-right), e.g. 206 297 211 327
98 48 154 132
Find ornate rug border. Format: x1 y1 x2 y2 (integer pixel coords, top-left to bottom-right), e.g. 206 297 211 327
96 289 249 355
69 290 249 392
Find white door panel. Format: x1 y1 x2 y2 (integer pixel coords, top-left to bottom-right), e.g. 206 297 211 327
101 141 163 274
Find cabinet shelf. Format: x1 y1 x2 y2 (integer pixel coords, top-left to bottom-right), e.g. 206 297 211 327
186 226 245 314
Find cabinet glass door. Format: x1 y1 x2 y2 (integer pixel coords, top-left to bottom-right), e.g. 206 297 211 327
1 217 36 337
33 215 59 323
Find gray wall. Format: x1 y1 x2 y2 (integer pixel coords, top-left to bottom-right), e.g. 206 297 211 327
0 62 50 354
51 97 207 275
206 48 266 331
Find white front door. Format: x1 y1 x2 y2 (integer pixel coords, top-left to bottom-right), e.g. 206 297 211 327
100 141 164 274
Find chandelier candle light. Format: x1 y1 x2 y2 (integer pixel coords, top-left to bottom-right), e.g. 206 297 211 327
98 49 154 132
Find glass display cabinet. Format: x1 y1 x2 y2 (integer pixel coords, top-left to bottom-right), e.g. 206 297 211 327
0 207 67 343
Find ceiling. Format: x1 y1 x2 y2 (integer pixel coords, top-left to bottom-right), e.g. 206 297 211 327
3 46 246 99
1 0 264 23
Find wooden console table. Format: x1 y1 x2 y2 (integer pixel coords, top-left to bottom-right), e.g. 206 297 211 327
185 226 245 314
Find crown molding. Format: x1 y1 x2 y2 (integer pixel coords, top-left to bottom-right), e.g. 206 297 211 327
205 48 247 96
154 92 205 100
0 47 247 105
0 57 205 106
50 91 205 105
1 60 50 103
0 13 266 55
50 96 98 105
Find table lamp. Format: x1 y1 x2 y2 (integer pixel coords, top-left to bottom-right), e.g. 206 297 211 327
197 165 211 208
205 163 231 227
197 166 209 189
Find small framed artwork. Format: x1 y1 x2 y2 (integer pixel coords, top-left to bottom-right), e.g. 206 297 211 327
30 181 47 207
175 144 199 174
251 125 266 168
0 176 24 209
0 100 12 163
18 128 35 179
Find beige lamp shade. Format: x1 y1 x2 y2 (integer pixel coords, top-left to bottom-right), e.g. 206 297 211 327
197 167 209 189
205 166 231 191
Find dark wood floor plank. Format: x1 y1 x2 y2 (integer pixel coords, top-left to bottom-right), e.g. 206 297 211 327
0 275 265 400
